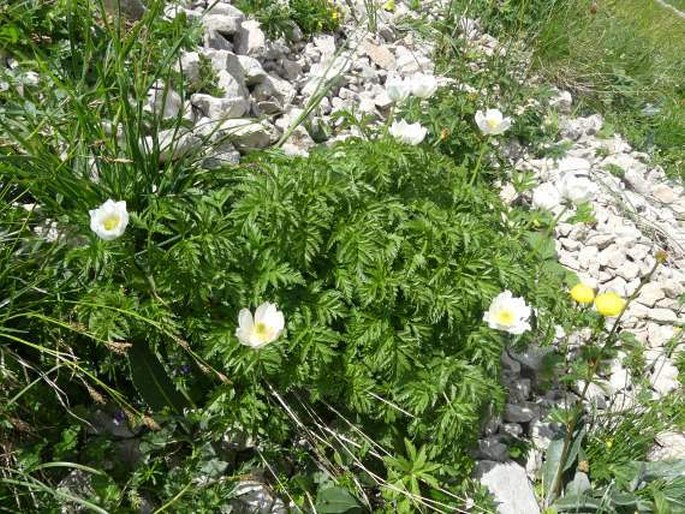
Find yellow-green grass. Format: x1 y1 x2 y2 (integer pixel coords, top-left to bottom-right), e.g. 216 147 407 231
531 0 685 178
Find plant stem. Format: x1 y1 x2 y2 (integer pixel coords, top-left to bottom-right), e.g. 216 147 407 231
548 257 661 502
469 139 489 186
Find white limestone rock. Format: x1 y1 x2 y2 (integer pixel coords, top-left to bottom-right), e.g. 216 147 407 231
648 431 685 461
237 55 267 85
145 83 182 119
475 461 541 514
190 93 248 120
235 20 266 57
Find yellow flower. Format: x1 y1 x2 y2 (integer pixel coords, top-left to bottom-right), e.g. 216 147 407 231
570 283 595 304
382 0 396 11
594 291 626 317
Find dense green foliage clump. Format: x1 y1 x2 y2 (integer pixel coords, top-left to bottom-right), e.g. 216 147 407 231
234 0 341 38
0 0 575 512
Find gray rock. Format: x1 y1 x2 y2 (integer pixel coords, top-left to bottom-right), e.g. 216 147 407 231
202 14 243 37
648 308 678 323
647 323 675 347
650 356 680 395
508 379 532 402
510 347 551 375
361 41 396 70
231 479 287 514
598 244 626 269
216 69 249 100
190 93 248 120
624 168 652 195
475 461 541 514
652 184 679 204
235 20 266 57
501 423 524 438
197 118 276 150
504 403 537 423
252 74 296 115
281 126 315 157
58 469 95 513
204 30 233 51
557 156 591 176
279 58 303 81
149 129 202 163
577 245 599 271
313 34 336 57
501 352 521 374
145 83 182 119
238 55 267 85
475 437 509 462
530 419 559 450
163 4 201 22
206 2 245 18
179 51 201 86
616 260 640 281
549 90 572 113
204 49 245 85
648 431 685 461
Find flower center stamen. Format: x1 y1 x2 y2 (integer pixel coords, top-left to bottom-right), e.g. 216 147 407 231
254 322 270 341
495 309 514 326
103 215 120 231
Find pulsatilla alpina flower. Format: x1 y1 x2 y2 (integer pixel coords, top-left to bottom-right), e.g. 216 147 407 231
570 283 595 304
594 291 626 317
475 108 512 136
409 72 439 99
389 120 427 145
236 302 285 349
483 290 532 335
385 75 411 102
89 199 129 241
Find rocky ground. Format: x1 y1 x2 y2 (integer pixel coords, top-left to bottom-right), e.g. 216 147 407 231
52 0 685 511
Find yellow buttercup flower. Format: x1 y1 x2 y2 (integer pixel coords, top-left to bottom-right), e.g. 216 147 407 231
594 291 626 317
382 0 396 11
570 283 595 304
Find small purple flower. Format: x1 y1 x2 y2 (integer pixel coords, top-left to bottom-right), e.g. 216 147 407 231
112 410 126 426
180 364 191 375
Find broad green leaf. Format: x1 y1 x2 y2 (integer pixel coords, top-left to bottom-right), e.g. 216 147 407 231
554 492 602 511
543 437 565 504
129 341 190 414
315 486 363 514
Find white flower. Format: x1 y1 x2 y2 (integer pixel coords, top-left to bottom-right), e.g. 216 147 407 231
389 120 427 145
89 199 129 241
475 108 512 136
558 173 596 204
531 182 562 211
409 72 438 99
236 302 285 349
483 290 532 335
385 75 411 102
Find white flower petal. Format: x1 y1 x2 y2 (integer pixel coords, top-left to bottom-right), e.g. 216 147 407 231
89 198 129 241
238 308 254 331
237 302 285 349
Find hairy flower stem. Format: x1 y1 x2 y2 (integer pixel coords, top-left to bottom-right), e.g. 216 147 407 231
548 258 661 502
383 104 396 136
469 139 489 186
